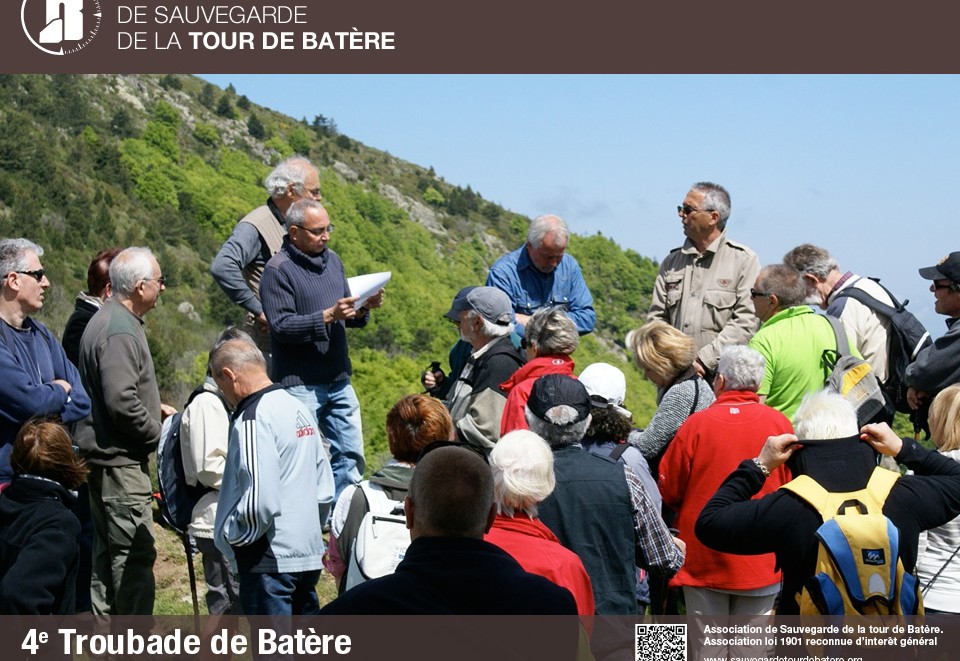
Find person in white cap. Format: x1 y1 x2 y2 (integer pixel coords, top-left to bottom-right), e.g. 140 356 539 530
579 361 660 611
579 362 659 508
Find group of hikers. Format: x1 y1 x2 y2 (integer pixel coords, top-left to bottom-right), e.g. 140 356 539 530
2 161 960 652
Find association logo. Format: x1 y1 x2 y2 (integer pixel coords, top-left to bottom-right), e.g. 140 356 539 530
21 0 102 55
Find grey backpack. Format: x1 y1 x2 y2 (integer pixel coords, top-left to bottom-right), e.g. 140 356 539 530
822 315 886 425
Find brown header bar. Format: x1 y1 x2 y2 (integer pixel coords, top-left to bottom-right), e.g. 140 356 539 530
2 0 960 73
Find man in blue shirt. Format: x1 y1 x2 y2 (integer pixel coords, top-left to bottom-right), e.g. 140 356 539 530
486 215 596 337
0 238 90 486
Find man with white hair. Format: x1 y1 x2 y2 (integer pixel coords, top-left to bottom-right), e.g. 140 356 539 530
79 246 176 615
210 155 322 354
528 374 685 615
658 345 792 627
696 389 960 614
0 238 90 486
438 286 525 452
486 214 596 337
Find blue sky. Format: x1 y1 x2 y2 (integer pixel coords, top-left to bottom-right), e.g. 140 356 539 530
201 74 957 335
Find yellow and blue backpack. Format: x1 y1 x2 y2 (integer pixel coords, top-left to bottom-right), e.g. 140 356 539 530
780 467 923 615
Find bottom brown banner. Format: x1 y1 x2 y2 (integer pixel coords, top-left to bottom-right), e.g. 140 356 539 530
0 614 954 661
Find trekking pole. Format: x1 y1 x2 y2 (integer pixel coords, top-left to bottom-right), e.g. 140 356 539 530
181 531 201 633
921 543 960 596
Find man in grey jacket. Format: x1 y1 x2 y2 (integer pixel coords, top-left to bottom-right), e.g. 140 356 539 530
79 247 176 616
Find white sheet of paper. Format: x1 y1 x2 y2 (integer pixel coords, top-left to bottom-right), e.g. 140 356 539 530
348 271 391 308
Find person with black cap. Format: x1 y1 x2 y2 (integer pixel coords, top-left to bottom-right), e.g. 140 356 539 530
906 251 960 412
696 389 960 614
432 286 525 452
526 373 685 615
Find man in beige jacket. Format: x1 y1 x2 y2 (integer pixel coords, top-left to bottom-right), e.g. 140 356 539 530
648 182 760 381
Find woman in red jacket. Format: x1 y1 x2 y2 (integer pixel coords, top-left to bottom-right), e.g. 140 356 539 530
499 307 579 435
484 429 594 616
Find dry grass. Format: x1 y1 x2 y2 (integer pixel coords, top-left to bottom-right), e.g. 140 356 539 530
152 514 339 615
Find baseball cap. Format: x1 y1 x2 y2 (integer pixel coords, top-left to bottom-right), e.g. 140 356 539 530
579 362 633 420
919 251 960 284
526 374 591 426
579 362 626 407
444 286 513 325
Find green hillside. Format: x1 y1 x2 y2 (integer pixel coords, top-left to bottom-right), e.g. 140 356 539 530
0 73 660 463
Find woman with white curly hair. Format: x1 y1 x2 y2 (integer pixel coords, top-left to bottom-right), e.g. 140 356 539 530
483 430 594 615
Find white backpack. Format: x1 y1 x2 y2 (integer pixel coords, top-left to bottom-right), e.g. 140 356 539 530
343 482 411 591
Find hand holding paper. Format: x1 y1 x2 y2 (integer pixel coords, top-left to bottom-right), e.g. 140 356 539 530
348 271 391 308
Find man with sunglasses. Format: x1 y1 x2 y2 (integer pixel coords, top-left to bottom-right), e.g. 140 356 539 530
0 238 90 489
211 155 322 357
260 199 383 506
747 264 859 420
906 251 960 412
648 182 760 382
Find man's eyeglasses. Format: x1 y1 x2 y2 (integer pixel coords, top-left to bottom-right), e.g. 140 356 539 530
296 224 334 237
934 282 957 291
677 204 712 216
15 269 45 282
307 187 322 199
143 276 167 286
750 288 770 298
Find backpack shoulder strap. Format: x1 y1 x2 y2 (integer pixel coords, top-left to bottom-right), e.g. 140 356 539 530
863 466 900 507
358 480 399 514
683 376 702 417
185 383 230 413
608 441 630 462
780 475 832 519
336 483 371 594
835 285 900 318
825 315 849 357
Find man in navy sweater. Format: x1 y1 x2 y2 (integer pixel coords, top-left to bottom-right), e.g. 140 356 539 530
260 199 383 503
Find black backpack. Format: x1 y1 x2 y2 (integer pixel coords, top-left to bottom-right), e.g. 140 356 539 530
832 279 931 414
156 385 229 534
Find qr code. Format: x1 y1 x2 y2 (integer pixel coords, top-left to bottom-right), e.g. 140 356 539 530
635 623 686 661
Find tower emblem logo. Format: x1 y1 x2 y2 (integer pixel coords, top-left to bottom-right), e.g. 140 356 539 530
21 0 102 55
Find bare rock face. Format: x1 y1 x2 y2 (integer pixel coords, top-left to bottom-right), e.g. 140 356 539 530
177 301 201 322
114 76 147 113
332 160 359 182
377 183 447 237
